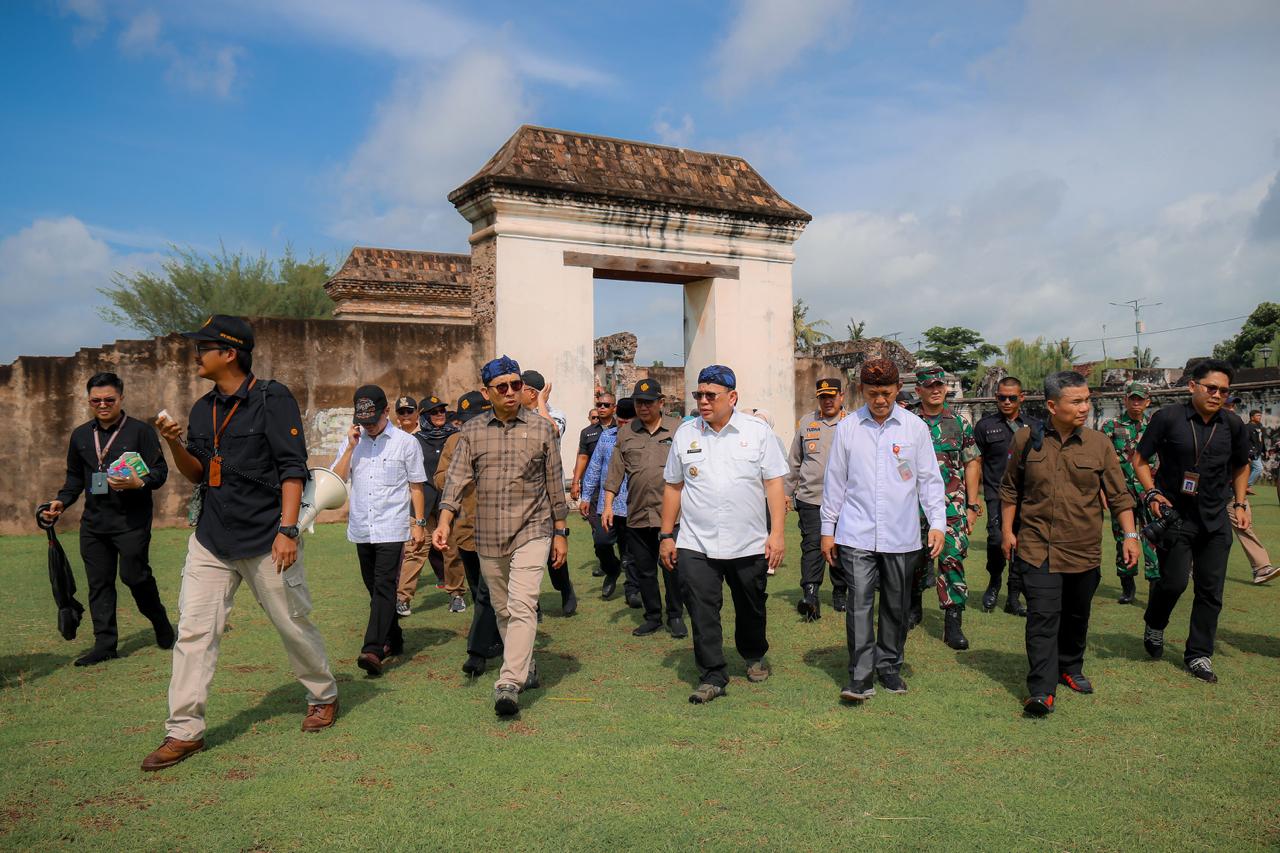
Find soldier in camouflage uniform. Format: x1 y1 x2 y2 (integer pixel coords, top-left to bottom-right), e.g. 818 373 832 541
910 366 983 650
1100 381 1159 603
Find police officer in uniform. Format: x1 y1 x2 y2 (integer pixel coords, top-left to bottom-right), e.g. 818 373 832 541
786 377 848 621
1100 382 1160 603
974 376 1038 616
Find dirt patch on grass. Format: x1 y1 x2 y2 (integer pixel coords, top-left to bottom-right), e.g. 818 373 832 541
75 792 150 811
223 768 254 781
226 664 273 674
355 774 393 790
78 814 123 832
0 801 37 835
122 725 150 734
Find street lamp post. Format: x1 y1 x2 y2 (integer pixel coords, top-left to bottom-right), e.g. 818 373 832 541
1261 343 1273 368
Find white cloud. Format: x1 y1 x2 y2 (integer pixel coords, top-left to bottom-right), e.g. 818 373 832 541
331 52 532 248
711 0 856 99
111 10 242 99
653 112 695 147
117 9 161 54
57 0 106 44
0 217 165 363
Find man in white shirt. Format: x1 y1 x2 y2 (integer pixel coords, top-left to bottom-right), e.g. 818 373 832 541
659 365 788 705
820 359 946 702
332 384 428 678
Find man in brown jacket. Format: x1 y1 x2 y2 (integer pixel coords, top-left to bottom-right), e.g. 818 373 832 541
1000 370 1139 718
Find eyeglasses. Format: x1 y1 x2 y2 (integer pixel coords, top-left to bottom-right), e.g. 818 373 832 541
488 380 524 395
89 397 119 407
692 391 721 402
1197 382 1230 397
996 394 1020 402
197 345 229 356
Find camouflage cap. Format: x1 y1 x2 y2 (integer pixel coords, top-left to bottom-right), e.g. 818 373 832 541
1124 381 1150 399
915 365 946 386
860 358 900 386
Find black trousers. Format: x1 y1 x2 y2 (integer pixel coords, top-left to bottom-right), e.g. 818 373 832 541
985 500 1024 597
78 526 169 651
1016 557 1100 697
796 500 845 591
676 549 768 688
630 527 684 624
461 548 501 657
357 542 404 657
1145 517 1232 663
587 512 622 577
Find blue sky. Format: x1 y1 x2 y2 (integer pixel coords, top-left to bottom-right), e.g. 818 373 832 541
3 0 1278 367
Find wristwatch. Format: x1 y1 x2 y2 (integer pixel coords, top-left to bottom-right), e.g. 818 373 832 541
553 528 570 538
658 532 677 542
1122 532 1140 540
966 502 981 511
1231 501 1249 510
278 524 300 539
413 517 429 527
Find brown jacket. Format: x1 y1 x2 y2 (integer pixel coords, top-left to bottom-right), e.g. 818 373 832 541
999 423 1135 573
435 432 475 552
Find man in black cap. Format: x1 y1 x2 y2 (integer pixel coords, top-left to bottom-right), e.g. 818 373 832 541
394 396 420 435
41 371 174 666
398 394 464 615
786 377 848 621
605 378 687 637
143 316 337 771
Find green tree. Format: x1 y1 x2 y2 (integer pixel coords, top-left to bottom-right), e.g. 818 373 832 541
846 318 866 341
917 326 1001 390
793 299 833 352
1000 337 1077 394
99 245 334 337
1132 346 1160 368
1213 302 1280 368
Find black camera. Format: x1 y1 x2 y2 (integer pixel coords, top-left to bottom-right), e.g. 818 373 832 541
1141 506 1182 547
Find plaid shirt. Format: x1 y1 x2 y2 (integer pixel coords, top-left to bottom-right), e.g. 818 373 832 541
439 408 568 556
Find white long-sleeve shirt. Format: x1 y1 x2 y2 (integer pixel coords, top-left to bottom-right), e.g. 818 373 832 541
820 404 946 554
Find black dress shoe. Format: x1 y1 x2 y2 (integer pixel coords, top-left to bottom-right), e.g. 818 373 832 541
562 589 578 617
462 654 486 676
943 607 969 651
601 576 618 600
625 592 642 609
797 584 820 622
75 648 118 667
1004 594 1027 618
591 566 605 577
1118 575 1137 604
832 587 848 613
667 617 688 639
154 620 176 650
632 621 663 637
981 585 999 613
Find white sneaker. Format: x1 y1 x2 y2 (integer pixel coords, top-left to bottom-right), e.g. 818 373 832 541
396 600 411 617
448 595 467 613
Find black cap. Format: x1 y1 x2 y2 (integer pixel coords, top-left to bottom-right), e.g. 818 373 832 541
456 390 492 423
421 394 446 411
616 397 636 419
520 370 546 391
816 377 842 395
631 378 662 400
353 384 388 425
395 396 417 412
181 315 255 351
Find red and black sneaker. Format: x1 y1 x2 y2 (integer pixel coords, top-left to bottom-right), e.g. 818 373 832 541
1023 694 1055 717
1058 672 1094 694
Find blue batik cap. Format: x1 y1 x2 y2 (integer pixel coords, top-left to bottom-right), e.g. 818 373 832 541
481 354 521 385
697 364 736 389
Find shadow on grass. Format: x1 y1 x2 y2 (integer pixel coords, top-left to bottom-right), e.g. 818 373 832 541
661 647 702 687
400 626 455 659
0 652 70 689
1088 631 1151 661
1218 628 1280 658
520 652 583 710
118 628 155 658
801 644 847 688
956 648 1025 698
204 678 382 748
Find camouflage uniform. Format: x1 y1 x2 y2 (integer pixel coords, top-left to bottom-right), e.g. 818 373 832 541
1100 411 1160 581
915 407 981 611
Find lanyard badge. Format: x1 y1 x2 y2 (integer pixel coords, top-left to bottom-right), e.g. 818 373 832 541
209 379 256 488
91 416 127 494
893 443 913 481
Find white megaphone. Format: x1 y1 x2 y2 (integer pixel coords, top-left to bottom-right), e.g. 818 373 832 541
298 467 348 533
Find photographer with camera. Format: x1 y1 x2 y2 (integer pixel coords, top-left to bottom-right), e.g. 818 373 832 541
1134 359 1252 684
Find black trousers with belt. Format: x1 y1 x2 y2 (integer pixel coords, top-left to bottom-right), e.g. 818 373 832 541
630 527 684 625
676 549 768 688
1145 517 1232 663
357 542 405 657
461 548 501 658
78 526 170 652
795 500 845 591
1016 557 1100 698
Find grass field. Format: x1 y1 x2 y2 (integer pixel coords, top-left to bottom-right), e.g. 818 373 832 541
2 492 1278 851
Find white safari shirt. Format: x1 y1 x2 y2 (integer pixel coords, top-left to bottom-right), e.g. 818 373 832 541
663 410 789 559
333 423 426 544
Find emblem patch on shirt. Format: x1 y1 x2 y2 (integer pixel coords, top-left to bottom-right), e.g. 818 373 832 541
689 441 699 450
807 441 818 452
689 466 699 478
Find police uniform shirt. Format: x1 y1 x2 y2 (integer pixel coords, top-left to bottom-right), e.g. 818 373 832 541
185 375 309 560
55 415 169 534
785 409 844 505
577 422 605 462
662 410 789 559
1136 403 1250 531
975 411 1040 501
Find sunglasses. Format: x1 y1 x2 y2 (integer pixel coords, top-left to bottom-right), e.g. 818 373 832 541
89 397 119 406
996 394 1020 402
488 380 524 395
1197 382 1230 397
692 391 722 402
396 408 416 415
596 402 615 409
197 345 230 356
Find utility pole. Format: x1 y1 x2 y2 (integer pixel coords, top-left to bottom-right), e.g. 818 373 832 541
1110 298 1162 368
1101 323 1108 366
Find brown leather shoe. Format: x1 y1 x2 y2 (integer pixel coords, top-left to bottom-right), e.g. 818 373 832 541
140 737 204 771
301 699 338 732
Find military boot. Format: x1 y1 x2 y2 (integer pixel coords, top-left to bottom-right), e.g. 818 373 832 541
1118 575 1137 605
943 607 969 650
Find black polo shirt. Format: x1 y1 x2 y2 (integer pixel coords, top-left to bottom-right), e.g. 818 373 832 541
1136 403 1250 531
577 422 605 461
56 414 169 534
185 375 309 560
975 411 1040 500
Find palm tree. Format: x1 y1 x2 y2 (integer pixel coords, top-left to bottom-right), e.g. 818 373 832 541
847 318 866 341
793 299 833 352
1132 346 1160 368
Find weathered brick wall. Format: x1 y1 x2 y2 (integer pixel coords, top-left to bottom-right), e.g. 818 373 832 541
0 317 481 535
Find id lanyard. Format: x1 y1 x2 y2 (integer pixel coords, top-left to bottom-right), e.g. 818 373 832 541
1183 418 1218 496
209 379 256 487
93 415 127 472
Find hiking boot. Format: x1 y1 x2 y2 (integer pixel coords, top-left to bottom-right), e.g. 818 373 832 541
141 737 204 771
1023 694 1055 717
797 584 820 622
746 660 770 683
1186 657 1218 683
396 600 411 617
448 595 467 613
688 683 725 704
839 679 875 702
1252 564 1280 585
1118 575 1137 604
877 670 908 694
1059 672 1094 694
832 587 848 613
943 607 969 651
494 685 520 716
1143 625 1164 659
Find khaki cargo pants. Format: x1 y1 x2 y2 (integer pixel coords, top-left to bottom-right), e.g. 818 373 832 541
165 534 337 741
